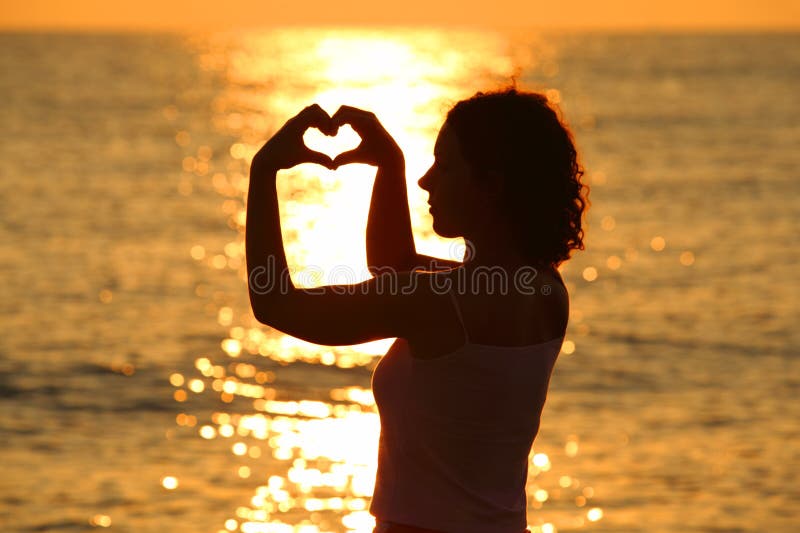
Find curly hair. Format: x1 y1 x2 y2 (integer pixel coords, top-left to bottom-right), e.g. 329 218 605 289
445 87 589 268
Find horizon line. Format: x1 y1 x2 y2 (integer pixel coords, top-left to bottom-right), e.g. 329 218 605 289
1 21 799 35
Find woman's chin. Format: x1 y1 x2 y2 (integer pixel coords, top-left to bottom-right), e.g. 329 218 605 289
431 219 461 239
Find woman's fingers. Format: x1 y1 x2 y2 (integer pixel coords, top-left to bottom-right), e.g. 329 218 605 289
287 104 336 168
293 104 336 136
331 105 377 133
304 148 336 170
256 103 397 170
330 107 377 166
331 148 367 168
330 105 403 167
253 104 338 171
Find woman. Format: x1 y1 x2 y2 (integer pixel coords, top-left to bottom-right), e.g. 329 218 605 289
246 88 589 533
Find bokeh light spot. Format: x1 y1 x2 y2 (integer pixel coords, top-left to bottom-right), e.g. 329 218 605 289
680 250 695 266
650 236 666 251
587 507 604 521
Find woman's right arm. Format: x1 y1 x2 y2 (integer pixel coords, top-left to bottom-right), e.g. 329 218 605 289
331 106 461 273
367 160 461 273
365 158 416 272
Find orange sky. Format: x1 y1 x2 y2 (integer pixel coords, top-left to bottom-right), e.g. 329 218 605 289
2 0 798 31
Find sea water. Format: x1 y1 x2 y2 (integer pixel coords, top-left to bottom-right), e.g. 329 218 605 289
0 30 798 532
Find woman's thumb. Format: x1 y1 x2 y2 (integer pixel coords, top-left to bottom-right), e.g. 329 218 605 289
303 148 336 170
332 148 370 168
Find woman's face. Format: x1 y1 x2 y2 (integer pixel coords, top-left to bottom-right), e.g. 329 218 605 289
418 122 488 238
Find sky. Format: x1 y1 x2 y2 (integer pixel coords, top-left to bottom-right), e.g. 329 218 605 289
2 0 799 31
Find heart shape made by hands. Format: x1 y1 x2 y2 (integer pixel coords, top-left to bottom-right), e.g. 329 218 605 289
303 123 362 162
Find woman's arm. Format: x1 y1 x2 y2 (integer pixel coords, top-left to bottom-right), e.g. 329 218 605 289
367 161 463 273
245 104 431 346
365 159 416 272
330 106 462 273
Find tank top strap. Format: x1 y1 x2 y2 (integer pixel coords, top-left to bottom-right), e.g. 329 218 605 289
447 286 469 343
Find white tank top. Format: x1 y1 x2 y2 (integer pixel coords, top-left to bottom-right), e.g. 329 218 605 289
370 288 564 533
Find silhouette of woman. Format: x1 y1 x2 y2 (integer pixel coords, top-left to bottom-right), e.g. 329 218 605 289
246 88 589 533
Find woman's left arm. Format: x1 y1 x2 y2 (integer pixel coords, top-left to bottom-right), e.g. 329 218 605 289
245 104 428 346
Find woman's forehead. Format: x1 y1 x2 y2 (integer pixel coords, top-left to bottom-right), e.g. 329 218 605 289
434 122 457 156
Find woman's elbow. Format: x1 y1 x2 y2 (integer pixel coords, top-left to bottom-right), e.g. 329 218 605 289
248 292 273 325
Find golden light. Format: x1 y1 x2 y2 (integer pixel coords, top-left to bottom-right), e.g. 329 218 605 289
223 241 241 258
229 143 247 159
221 338 242 357
341 510 376 530
532 452 550 469
606 255 622 270
303 124 361 160
582 266 598 281
316 36 415 84
175 131 190 146
565 436 579 457
561 339 576 355
197 145 213 160
190 245 206 260
232 442 248 456
161 476 179 490
218 307 233 326
680 250 695 266
211 254 228 269
650 236 666 251
601 215 616 231
587 507 604 521
195 356 212 370
545 88 562 104
89 514 112 527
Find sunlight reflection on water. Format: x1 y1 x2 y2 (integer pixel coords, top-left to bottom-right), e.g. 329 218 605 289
4 29 798 533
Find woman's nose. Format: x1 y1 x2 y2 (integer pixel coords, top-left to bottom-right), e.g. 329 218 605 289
417 167 432 191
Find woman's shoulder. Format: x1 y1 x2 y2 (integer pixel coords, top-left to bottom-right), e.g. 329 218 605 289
413 264 569 346
433 262 567 297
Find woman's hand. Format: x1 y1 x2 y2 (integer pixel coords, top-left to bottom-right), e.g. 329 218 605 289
331 105 404 169
251 104 337 174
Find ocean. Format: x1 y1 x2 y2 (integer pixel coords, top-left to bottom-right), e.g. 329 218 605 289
0 29 798 532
